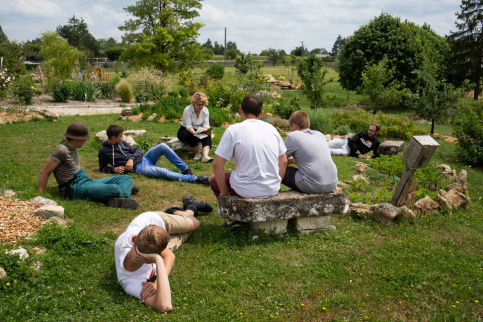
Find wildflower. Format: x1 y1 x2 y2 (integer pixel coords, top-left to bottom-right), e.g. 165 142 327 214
475 300 478 303
6 282 10 286
301 303 304 306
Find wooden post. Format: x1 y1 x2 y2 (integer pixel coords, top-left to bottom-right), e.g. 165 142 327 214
390 136 439 206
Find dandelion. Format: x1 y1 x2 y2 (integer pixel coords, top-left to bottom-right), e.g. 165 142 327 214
456 301 459 304
475 300 478 303
6 282 10 286
452 305 456 308
301 303 304 306
322 307 326 310
239 312 242 315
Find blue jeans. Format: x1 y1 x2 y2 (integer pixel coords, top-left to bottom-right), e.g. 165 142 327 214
68 169 133 202
135 143 196 183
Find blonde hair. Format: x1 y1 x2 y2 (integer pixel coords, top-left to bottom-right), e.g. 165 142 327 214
289 110 310 129
191 92 208 106
134 225 170 254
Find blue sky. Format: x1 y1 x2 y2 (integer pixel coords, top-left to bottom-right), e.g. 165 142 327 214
1 0 462 54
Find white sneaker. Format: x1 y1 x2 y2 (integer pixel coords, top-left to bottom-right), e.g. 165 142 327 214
202 156 214 163
194 152 201 160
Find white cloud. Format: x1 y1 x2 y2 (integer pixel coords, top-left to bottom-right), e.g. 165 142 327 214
3 0 64 18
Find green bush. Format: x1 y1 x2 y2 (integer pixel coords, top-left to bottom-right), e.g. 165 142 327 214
68 80 100 102
95 81 116 99
168 85 189 98
115 79 134 103
451 101 483 166
273 96 301 120
128 67 168 103
12 76 36 105
48 78 70 102
204 79 231 109
310 109 333 134
205 64 225 80
334 124 352 135
140 96 190 120
209 108 233 127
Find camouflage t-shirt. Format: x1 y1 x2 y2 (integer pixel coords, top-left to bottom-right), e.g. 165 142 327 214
50 140 80 186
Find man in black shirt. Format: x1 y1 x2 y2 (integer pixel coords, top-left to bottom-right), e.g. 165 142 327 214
328 123 381 159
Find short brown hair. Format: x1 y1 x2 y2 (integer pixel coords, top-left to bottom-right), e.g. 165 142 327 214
241 95 263 117
289 110 310 129
191 92 208 106
370 122 380 132
134 225 170 254
106 125 124 139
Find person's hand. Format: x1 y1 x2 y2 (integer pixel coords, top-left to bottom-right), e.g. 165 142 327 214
140 281 157 300
365 155 372 159
114 166 125 174
131 247 162 264
357 154 364 159
287 157 296 165
125 159 134 172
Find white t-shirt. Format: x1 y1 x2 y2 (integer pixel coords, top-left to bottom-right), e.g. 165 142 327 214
180 105 210 129
215 119 287 198
114 212 166 299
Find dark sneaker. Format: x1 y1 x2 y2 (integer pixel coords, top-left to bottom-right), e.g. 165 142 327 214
131 184 140 195
164 207 184 214
182 195 213 213
220 220 243 229
182 168 194 175
194 175 210 185
108 197 138 210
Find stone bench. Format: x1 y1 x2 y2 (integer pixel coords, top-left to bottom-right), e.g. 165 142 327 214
218 190 348 234
378 140 405 156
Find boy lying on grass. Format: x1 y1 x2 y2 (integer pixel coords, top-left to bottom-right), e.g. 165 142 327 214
114 196 212 312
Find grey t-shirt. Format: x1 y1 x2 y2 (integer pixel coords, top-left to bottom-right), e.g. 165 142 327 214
284 129 338 193
50 140 80 186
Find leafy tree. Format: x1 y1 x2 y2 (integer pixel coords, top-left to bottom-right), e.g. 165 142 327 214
267 49 285 66
106 48 125 61
331 34 347 56
226 41 238 52
0 25 8 45
22 38 43 61
297 54 331 108
205 63 224 79
0 40 26 75
40 31 83 79
291 46 308 57
408 61 460 134
338 13 451 92
310 48 328 55
234 54 254 74
119 0 209 74
57 16 100 57
448 0 483 100
359 56 407 114
97 37 121 56
227 48 237 60
213 41 224 55
202 38 213 50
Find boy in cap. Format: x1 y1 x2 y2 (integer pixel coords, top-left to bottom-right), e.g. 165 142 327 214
38 122 138 209
98 125 209 185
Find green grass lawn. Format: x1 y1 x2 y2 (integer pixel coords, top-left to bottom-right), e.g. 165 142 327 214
0 114 481 321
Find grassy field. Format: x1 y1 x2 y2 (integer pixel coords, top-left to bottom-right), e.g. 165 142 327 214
0 112 481 320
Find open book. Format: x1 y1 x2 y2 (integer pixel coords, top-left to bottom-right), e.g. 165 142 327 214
194 127 212 139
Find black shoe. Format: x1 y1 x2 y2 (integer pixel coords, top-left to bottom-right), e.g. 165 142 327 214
108 197 138 210
131 185 139 195
182 168 193 175
194 175 210 185
220 220 243 229
164 207 184 214
182 195 213 213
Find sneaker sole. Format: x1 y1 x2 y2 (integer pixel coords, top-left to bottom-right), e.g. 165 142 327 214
108 198 138 210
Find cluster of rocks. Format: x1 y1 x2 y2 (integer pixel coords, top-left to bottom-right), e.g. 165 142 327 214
95 129 146 145
265 74 302 90
347 162 470 224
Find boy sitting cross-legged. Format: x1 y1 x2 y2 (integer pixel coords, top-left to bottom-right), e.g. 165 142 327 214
98 125 209 185
115 196 212 312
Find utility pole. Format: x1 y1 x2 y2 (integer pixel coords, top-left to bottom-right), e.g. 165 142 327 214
301 41 304 58
224 27 227 61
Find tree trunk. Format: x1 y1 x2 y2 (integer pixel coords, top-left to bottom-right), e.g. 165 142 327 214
431 117 435 135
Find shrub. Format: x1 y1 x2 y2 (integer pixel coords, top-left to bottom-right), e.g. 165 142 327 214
204 79 231 109
115 79 134 103
68 80 100 102
95 82 116 99
205 64 225 80
49 79 70 102
334 124 352 135
209 107 233 127
451 101 483 166
310 109 333 134
168 86 189 98
273 96 301 120
139 96 190 120
12 76 36 105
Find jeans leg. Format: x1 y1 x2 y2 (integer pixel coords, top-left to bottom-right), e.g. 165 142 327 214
138 160 195 183
74 176 132 202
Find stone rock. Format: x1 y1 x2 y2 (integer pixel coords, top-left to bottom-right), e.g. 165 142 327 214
146 113 157 121
45 216 68 227
0 267 6 279
295 216 335 234
445 170 469 198
124 130 146 137
121 109 133 116
435 162 456 179
352 174 367 181
32 205 64 218
434 190 454 213
96 130 108 141
372 203 415 224
413 196 439 215
30 196 57 206
378 140 405 156
250 219 288 234
337 181 348 189
348 203 374 216
4 190 17 198
124 136 137 146
41 109 59 120
446 189 469 207
356 162 370 173
9 248 29 260
218 190 347 222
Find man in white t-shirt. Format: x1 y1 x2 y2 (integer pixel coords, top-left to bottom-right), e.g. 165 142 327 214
210 95 287 201
114 196 211 312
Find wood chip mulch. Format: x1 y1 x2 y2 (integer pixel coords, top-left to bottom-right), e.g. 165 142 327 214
0 111 44 124
0 196 45 245
431 133 458 143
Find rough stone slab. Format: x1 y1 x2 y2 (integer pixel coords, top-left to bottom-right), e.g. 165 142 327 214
3 190 17 198
0 267 6 279
378 140 405 155
295 216 335 234
218 190 347 222
32 205 64 218
9 248 29 260
30 196 57 206
96 129 146 141
249 219 288 234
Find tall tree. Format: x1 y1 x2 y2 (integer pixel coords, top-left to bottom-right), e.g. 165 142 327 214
41 31 83 79
448 0 483 100
119 0 208 74
338 13 451 92
267 49 285 66
0 25 8 45
291 46 308 57
57 16 100 57
213 41 224 55
331 34 347 56
297 54 331 109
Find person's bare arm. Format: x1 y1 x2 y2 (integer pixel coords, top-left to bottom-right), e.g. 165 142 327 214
278 154 288 181
38 158 59 193
213 155 230 196
161 248 175 276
